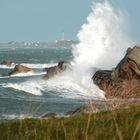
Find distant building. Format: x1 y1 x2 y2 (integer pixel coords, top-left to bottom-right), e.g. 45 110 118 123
61 32 65 41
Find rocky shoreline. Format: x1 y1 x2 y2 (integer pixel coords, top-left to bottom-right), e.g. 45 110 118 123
1 46 140 118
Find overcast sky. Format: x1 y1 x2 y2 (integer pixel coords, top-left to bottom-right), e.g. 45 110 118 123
0 0 140 42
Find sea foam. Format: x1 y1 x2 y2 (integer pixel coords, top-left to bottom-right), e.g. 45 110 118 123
1 1 131 99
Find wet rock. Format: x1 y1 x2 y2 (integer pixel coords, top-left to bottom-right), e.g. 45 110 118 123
111 46 140 80
41 112 57 118
43 61 71 80
8 64 31 76
92 46 140 99
0 60 15 66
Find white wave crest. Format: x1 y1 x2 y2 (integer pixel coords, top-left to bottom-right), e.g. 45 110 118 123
0 1 131 100
0 63 57 69
0 64 15 69
2 81 43 96
0 114 34 120
10 71 46 77
21 63 57 69
0 71 46 78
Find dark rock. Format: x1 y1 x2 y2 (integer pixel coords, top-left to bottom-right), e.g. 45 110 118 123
43 61 71 80
41 112 57 118
0 60 15 66
111 46 140 80
8 65 31 76
92 46 140 99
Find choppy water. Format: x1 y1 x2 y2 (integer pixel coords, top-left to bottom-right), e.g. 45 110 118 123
0 47 86 120
0 1 127 120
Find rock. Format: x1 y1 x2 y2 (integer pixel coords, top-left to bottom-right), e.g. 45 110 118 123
8 65 31 76
41 112 57 118
67 99 140 115
92 46 140 99
43 61 71 80
93 70 112 88
93 70 140 98
0 60 15 66
111 46 140 80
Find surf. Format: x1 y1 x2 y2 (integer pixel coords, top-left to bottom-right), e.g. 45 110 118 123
1 1 131 100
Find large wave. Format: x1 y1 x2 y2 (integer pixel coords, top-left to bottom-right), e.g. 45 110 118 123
73 1 130 70
2 1 131 99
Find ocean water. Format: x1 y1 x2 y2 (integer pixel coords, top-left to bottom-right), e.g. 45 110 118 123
0 1 131 120
0 47 86 120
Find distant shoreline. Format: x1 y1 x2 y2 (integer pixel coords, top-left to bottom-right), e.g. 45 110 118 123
0 40 78 48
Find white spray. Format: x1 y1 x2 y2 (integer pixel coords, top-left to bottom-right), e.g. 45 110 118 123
69 1 131 97
3 1 131 99
73 1 130 70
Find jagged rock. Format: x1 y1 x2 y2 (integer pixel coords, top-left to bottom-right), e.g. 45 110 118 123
66 99 140 115
43 61 71 80
0 60 15 66
111 46 140 80
8 65 31 76
92 46 140 99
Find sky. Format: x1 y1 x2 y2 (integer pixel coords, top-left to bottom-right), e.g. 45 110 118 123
0 0 140 42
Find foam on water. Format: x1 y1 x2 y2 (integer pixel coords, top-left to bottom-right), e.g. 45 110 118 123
0 64 15 69
0 63 57 69
1 70 104 99
21 63 57 69
1 1 131 100
0 114 34 120
69 0 130 98
10 71 46 77
0 71 46 79
2 81 43 96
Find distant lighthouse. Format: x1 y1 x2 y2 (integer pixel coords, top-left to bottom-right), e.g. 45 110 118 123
61 32 65 41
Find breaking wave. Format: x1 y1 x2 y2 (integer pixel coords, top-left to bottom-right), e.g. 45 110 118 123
0 63 57 69
1 1 131 100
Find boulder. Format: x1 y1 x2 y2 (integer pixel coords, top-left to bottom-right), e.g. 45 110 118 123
111 46 140 80
41 112 57 118
8 65 31 76
0 60 15 66
43 61 71 80
92 46 140 99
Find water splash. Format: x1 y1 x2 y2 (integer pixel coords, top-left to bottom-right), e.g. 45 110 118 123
73 1 130 70
2 1 131 99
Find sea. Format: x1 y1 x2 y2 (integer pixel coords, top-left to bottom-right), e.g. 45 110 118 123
0 1 130 120
0 46 88 120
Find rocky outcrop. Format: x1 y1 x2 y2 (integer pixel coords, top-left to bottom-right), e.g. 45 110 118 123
92 46 140 99
41 112 57 118
43 61 71 80
111 46 140 80
8 65 31 76
0 60 15 66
